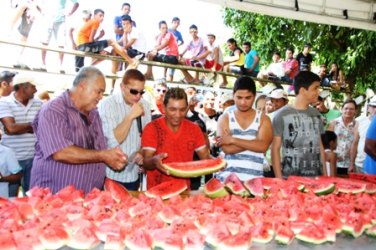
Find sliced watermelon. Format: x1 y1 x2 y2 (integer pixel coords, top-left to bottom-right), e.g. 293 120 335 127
349 172 376 184
38 225 69 249
250 223 273 244
184 229 206 250
218 231 252 250
342 211 367 238
203 178 229 198
244 178 264 197
303 182 335 196
125 230 153 250
275 224 294 245
103 177 131 202
337 182 366 194
224 173 250 197
366 224 376 238
0 233 16 250
162 158 226 177
158 205 182 224
145 179 188 200
295 222 327 244
150 228 184 250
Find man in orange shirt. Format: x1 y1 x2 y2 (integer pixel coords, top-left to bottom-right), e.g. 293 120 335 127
75 9 137 72
141 87 213 189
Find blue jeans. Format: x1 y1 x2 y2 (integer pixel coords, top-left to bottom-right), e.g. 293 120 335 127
18 158 34 194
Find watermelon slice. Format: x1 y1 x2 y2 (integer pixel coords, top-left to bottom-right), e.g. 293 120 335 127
150 228 184 250
366 224 376 238
103 178 131 202
145 179 188 200
302 181 335 196
218 232 252 250
203 178 229 198
162 158 226 177
125 230 153 250
38 225 69 249
224 173 250 197
349 172 376 184
295 223 327 244
342 211 367 238
244 178 264 197
337 182 366 194
0 233 16 250
275 224 294 245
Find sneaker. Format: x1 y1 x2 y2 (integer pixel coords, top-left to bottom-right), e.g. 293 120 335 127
33 64 47 72
13 63 31 70
134 53 145 61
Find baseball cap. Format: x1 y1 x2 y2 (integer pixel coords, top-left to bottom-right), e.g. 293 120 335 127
220 93 233 104
13 73 40 87
269 88 288 100
369 96 376 106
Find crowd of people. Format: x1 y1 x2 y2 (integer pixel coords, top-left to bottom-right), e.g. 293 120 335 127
1 65 375 197
0 1 375 197
8 1 348 93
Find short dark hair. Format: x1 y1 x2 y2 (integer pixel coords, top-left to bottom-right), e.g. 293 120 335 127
121 14 132 22
273 51 281 57
321 131 337 149
122 69 145 85
243 41 251 47
207 34 216 39
122 3 130 9
94 9 104 15
163 87 187 106
304 43 312 48
341 99 357 110
227 38 237 44
172 17 180 22
159 20 167 28
286 47 294 53
233 76 256 95
0 71 16 84
189 24 198 30
293 71 321 95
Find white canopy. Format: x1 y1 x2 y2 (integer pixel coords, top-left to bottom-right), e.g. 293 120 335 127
199 0 376 31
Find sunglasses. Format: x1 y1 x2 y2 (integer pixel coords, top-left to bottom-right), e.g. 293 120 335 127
156 89 167 93
127 86 145 95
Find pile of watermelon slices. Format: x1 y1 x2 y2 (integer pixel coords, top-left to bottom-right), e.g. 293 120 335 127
1 176 376 249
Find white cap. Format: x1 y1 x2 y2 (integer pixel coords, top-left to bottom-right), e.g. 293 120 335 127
13 73 40 87
369 96 376 106
220 93 233 104
269 88 288 100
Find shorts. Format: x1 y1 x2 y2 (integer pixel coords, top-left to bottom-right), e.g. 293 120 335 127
40 21 66 46
18 12 33 38
229 65 244 74
204 60 223 71
153 54 178 64
127 48 145 59
75 40 109 71
185 59 203 67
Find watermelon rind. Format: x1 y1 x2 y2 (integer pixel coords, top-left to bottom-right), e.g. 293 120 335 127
342 224 366 238
366 225 376 238
203 178 229 198
337 184 366 194
295 234 327 245
313 183 335 196
275 234 294 245
163 158 227 178
244 178 265 197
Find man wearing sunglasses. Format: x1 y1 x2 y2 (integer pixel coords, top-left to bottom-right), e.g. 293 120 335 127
98 69 151 191
141 87 214 190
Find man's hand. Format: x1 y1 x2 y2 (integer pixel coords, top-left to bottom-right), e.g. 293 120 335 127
131 152 144 166
152 153 169 175
129 103 144 120
102 147 128 171
217 129 233 146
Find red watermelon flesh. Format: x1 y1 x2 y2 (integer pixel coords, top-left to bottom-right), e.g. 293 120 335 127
13 228 44 250
249 223 273 244
342 211 367 238
145 179 188 200
38 224 69 249
55 185 84 202
125 230 153 250
218 231 252 250
296 222 327 244
0 233 16 250
150 227 184 250
205 222 231 247
349 172 376 184
158 205 182 224
244 177 264 197
184 229 206 250
224 173 250 197
275 224 294 245
104 178 131 202
163 157 226 177
203 177 229 198
65 219 100 249
95 218 124 242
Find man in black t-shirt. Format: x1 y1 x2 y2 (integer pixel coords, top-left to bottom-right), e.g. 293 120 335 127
296 43 313 71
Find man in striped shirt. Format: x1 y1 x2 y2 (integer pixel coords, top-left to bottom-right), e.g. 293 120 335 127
0 73 43 194
30 67 128 194
215 76 273 181
98 69 151 191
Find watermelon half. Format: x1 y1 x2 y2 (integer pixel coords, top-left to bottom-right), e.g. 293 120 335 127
244 178 264 197
203 178 229 198
145 179 188 200
162 158 226 178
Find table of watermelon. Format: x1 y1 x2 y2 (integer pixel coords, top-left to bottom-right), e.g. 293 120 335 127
1 173 376 250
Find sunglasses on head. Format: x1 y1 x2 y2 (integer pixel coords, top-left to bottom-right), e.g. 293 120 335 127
156 89 166 93
128 88 145 95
